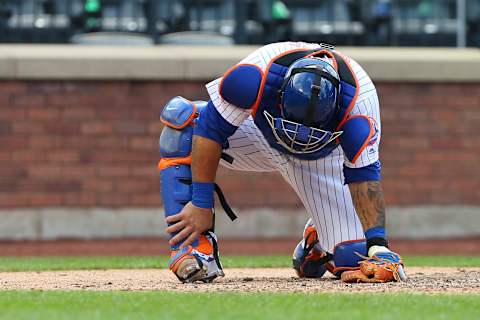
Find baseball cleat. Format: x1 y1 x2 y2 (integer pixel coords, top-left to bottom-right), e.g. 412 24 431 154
169 231 224 283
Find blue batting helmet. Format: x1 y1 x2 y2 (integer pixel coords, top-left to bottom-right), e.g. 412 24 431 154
264 57 343 154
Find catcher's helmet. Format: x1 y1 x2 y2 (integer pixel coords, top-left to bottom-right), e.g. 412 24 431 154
264 57 343 154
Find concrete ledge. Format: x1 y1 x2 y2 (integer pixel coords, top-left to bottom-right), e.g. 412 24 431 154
0 45 478 82
0 206 478 240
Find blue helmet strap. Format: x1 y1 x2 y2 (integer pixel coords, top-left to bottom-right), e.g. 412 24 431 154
279 67 340 128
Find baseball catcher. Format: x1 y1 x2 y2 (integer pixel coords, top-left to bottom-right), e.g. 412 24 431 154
158 42 406 283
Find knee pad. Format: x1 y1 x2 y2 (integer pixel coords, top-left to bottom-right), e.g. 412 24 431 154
331 239 367 277
159 96 207 250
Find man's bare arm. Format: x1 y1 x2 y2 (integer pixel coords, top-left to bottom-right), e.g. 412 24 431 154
191 135 222 182
348 181 386 232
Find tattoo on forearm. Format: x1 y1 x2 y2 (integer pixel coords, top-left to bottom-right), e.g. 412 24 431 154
349 181 386 230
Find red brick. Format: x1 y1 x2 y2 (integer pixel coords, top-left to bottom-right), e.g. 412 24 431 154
47 94 82 107
61 166 96 178
98 165 131 177
44 122 81 134
148 122 162 134
0 178 17 192
12 150 46 162
95 137 129 148
0 152 11 162
431 110 459 122
28 165 62 178
131 193 161 206
28 82 66 94
97 82 131 97
0 107 27 120
0 136 29 149
128 107 156 121
62 193 97 206
113 121 147 134
83 179 114 192
0 81 27 93
62 108 96 120
29 135 61 148
130 137 156 150
43 180 82 192
47 151 79 162
12 121 44 134
81 122 113 134
116 179 156 193
28 193 62 206
430 138 464 149
60 136 93 149
131 165 157 177
27 108 60 120
98 193 131 207
0 193 30 207
388 137 431 149
83 151 154 163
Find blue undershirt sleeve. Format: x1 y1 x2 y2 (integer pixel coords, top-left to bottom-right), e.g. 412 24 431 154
193 100 238 145
343 160 382 184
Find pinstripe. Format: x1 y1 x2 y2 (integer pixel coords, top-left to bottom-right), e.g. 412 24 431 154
307 160 327 247
314 160 328 248
337 153 350 236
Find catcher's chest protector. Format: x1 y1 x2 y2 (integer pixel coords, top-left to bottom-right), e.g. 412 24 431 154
251 48 360 160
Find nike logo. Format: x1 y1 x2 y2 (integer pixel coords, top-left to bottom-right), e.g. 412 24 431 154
165 105 177 111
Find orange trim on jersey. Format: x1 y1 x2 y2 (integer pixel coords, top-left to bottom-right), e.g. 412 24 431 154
219 63 264 107
344 115 375 164
306 50 339 71
334 52 360 130
160 97 197 130
251 48 317 119
157 155 192 171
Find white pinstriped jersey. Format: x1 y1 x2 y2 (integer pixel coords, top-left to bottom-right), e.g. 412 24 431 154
205 42 381 252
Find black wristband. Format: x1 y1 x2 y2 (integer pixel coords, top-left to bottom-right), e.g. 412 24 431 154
366 237 389 251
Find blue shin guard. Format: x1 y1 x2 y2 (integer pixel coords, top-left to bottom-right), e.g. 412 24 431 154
159 97 224 282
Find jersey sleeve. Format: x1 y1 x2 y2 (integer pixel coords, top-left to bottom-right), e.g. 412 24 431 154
205 46 267 126
205 78 252 126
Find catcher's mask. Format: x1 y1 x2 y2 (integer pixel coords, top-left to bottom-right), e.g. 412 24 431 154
264 57 343 154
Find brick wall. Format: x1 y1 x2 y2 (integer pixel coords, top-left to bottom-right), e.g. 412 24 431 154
0 81 478 209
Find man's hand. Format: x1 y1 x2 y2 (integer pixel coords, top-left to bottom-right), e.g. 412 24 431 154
166 202 213 249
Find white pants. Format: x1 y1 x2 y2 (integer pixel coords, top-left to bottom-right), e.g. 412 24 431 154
220 116 364 253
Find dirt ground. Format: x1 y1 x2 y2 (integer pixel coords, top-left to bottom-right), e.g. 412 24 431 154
1 267 479 294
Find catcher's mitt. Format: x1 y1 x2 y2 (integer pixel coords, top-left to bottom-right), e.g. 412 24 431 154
340 252 406 283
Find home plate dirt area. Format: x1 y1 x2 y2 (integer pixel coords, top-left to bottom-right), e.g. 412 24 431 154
1 267 479 294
